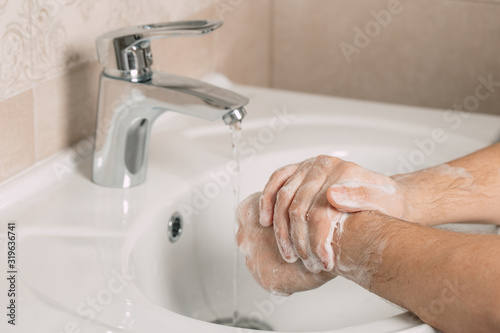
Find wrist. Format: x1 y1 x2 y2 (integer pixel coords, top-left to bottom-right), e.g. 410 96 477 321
390 172 433 225
332 211 389 289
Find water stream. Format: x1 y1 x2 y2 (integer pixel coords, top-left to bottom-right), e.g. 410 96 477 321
221 122 273 331
229 121 242 326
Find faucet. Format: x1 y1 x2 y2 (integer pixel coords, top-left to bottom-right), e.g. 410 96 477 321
91 20 249 188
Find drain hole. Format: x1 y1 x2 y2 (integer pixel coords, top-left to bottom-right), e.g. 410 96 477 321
168 212 183 243
212 317 273 331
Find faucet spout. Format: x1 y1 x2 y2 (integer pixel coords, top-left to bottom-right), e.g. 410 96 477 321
223 107 246 126
143 72 248 122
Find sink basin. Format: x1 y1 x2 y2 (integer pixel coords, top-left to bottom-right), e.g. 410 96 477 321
1 77 499 333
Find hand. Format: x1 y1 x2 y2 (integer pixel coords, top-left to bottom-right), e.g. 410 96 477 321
259 155 409 272
236 192 336 295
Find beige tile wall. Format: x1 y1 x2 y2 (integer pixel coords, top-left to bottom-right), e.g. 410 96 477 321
2 0 500 183
0 90 35 181
272 0 500 114
0 0 271 183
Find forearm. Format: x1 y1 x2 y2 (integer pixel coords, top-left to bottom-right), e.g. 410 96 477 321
335 211 500 332
394 143 500 225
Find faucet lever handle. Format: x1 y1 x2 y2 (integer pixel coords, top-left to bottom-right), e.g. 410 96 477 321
96 20 222 81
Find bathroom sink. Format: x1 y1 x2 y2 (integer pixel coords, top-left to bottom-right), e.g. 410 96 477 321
1 76 500 332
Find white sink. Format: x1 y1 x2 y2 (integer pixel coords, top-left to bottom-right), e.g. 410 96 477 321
1 78 499 333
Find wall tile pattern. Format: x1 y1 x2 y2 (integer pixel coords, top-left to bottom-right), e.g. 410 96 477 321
1 0 500 184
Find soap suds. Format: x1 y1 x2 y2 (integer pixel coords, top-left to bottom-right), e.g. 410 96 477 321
330 192 391 216
431 164 473 180
328 180 400 216
294 219 325 274
335 180 397 195
278 237 298 263
329 210 349 240
238 241 252 258
259 194 272 226
302 253 324 274
319 210 349 271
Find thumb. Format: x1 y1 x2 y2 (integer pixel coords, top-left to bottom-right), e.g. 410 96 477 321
327 184 386 213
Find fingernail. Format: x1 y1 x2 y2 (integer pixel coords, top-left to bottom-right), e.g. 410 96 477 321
323 260 334 271
259 211 269 226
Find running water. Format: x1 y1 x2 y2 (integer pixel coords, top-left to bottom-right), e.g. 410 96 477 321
224 122 273 331
229 121 242 326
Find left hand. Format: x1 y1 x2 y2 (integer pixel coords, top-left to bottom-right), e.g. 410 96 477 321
259 155 408 273
236 192 336 295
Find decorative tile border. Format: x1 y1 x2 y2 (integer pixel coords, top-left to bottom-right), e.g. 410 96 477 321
0 0 214 100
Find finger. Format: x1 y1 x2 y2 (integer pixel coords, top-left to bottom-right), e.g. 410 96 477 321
273 161 314 263
259 163 300 227
237 192 262 227
236 192 261 253
288 159 330 268
309 187 351 272
306 188 337 272
327 182 395 216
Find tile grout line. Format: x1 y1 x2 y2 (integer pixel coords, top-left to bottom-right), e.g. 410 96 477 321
28 0 38 165
268 0 275 88
31 88 38 164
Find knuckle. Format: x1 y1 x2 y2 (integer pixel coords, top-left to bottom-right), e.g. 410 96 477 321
357 187 371 201
276 187 292 203
316 154 332 162
268 169 283 184
269 163 295 183
289 202 307 222
274 225 287 245
314 155 334 169
290 229 308 259
274 221 289 245
338 161 360 177
307 207 324 224
258 193 266 208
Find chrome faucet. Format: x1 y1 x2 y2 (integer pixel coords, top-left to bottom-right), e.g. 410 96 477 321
92 20 249 188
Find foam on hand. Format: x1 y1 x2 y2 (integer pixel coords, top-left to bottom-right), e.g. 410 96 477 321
328 179 404 217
